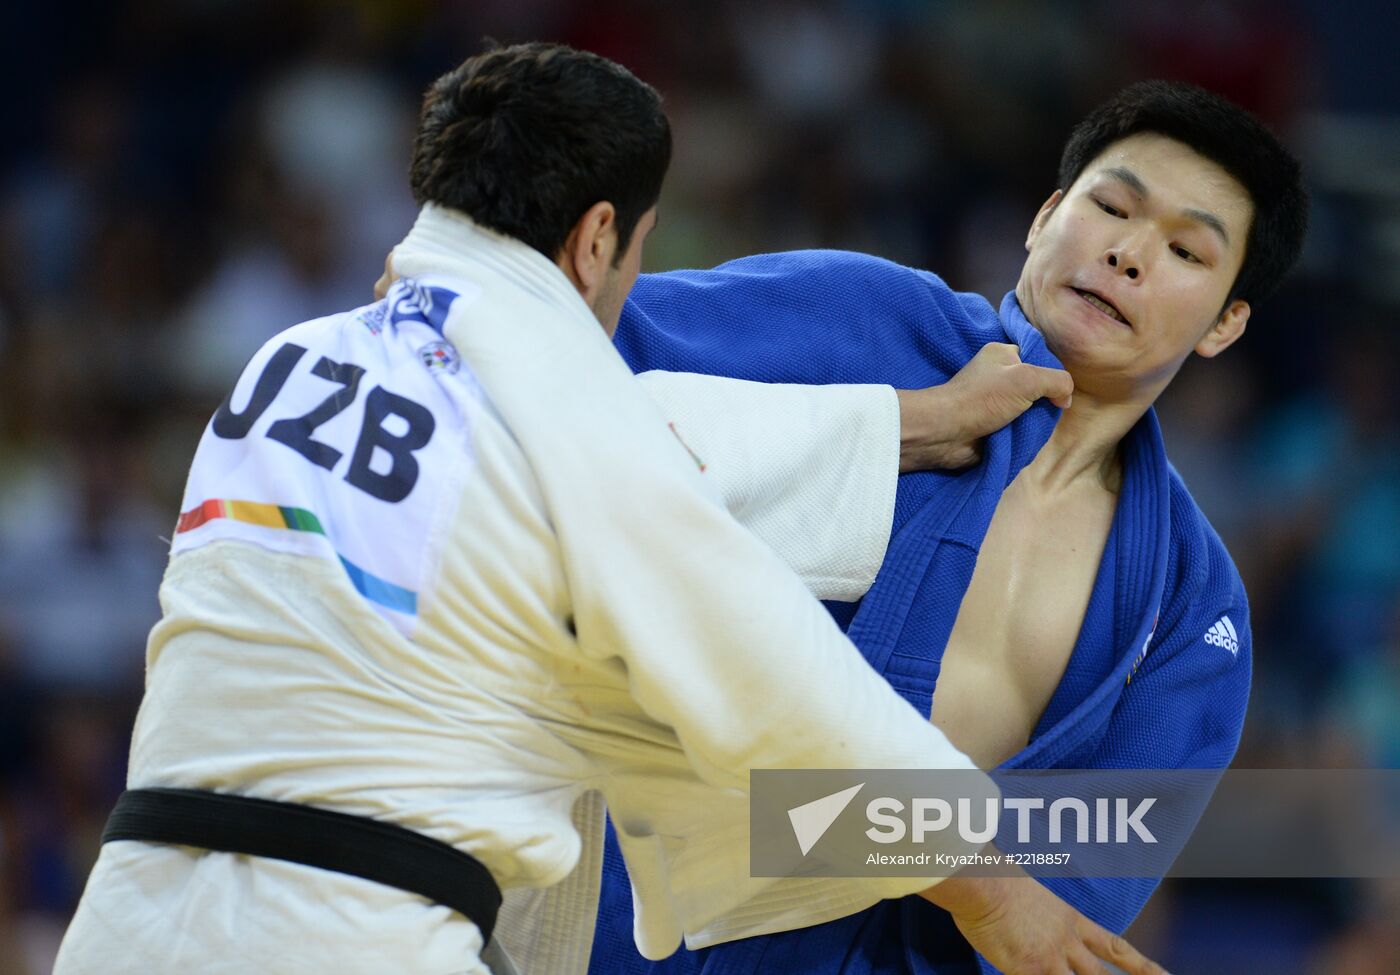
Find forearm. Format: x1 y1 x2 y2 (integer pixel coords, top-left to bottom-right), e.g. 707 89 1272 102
637 371 898 600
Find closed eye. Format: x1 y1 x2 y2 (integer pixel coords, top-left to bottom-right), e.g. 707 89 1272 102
1094 198 1125 217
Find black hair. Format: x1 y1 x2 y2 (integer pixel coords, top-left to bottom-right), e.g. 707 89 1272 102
1058 80 1307 306
411 42 671 262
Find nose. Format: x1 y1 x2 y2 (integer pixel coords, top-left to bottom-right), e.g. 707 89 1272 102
1105 248 1140 280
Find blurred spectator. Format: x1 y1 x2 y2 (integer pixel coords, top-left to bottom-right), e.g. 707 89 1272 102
1244 324 1400 704
1157 353 1263 546
255 28 418 277
1309 879 1400 974
1324 606 1400 768
0 391 164 692
166 153 368 395
4 77 133 303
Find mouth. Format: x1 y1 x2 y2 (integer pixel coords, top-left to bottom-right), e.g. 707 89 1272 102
1072 287 1131 328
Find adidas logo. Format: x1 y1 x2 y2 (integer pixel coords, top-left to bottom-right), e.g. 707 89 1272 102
1204 615 1240 656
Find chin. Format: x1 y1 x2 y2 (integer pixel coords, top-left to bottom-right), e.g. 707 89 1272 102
1039 322 1117 387
1037 310 1089 362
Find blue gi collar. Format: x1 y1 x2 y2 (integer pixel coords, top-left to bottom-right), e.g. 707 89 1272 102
997 290 1063 372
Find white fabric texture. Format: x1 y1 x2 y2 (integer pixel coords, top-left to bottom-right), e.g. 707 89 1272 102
56 205 985 975
635 370 899 602
59 841 489 975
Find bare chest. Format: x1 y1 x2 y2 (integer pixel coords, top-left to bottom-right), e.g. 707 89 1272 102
930 474 1117 769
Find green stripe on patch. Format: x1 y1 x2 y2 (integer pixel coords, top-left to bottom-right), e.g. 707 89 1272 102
280 506 326 534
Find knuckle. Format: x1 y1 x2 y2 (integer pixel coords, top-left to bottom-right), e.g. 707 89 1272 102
1009 365 1040 392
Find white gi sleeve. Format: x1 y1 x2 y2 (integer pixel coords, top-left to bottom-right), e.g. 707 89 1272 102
440 281 981 791
636 371 898 601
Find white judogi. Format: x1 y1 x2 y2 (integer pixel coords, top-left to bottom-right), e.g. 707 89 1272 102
56 206 987 975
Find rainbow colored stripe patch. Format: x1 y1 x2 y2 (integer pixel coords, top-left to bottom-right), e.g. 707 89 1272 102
176 499 417 616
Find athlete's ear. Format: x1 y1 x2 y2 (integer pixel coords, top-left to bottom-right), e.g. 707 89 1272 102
558 202 619 304
1026 190 1064 251
1196 299 1249 358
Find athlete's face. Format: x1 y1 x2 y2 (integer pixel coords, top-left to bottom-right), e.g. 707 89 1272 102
593 207 657 338
1015 133 1254 403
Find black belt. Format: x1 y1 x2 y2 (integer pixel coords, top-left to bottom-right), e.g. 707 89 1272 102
103 787 502 943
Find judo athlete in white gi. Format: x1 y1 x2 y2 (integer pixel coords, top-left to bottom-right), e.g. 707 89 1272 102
55 44 1161 975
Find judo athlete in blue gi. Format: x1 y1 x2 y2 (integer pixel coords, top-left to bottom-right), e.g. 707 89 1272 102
590 81 1309 974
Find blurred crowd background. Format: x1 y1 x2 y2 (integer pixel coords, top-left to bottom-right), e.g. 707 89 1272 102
1 0 1397 972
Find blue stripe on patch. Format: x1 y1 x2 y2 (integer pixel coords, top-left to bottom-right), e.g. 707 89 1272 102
339 555 418 615
387 279 458 335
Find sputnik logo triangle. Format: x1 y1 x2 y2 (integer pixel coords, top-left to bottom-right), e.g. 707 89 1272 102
787 783 865 856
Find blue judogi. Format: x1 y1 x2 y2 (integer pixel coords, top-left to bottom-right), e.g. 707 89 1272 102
590 251 1252 975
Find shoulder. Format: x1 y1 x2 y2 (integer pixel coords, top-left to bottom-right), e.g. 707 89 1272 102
1161 467 1250 651
640 248 934 290
713 249 937 285
1166 469 1244 598
228 307 367 371
628 250 954 324
621 251 1002 384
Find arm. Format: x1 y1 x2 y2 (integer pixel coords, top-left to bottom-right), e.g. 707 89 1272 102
635 371 899 601
637 344 1073 601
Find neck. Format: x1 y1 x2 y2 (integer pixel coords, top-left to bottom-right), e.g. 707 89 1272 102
1025 391 1148 494
394 204 590 319
1009 288 1159 494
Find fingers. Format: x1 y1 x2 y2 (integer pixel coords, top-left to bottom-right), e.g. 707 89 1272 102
940 441 982 471
972 342 1074 411
977 341 1023 364
1067 946 1113 975
1014 363 1074 410
1082 922 1166 975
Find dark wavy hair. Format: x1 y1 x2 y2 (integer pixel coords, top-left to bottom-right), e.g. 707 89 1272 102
411 42 671 263
1059 80 1308 306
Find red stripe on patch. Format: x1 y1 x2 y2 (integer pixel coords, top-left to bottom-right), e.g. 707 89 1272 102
176 499 225 533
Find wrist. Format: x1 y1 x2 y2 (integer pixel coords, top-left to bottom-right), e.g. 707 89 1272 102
896 386 970 472
922 872 1001 918
921 853 1023 919
895 388 933 472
